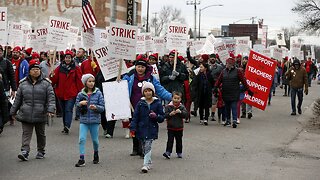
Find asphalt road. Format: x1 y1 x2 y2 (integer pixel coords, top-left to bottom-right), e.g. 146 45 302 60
1 83 319 180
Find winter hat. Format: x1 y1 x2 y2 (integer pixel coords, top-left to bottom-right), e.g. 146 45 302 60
65 49 73 56
236 54 242 59
226 57 235 65
141 82 155 95
81 73 95 86
293 59 301 66
13 46 22 52
149 53 158 60
201 54 209 61
169 50 178 57
29 59 40 71
209 54 216 58
31 52 40 59
135 54 148 67
229 53 235 59
178 55 186 63
25 48 33 56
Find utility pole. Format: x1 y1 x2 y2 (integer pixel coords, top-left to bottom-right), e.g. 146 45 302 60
146 0 150 32
186 0 200 40
153 12 158 36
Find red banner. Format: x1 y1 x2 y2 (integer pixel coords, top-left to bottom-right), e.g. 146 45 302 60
243 50 277 110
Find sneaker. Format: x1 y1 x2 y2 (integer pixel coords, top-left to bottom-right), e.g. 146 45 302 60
211 117 216 121
125 129 130 139
190 111 197 117
236 118 240 124
36 152 45 159
200 120 203 125
247 113 253 119
298 108 302 114
61 126 69 134
18 152 29 161
177 153 183 158
291 112 296 115
141 166 148 173
103 130 108 136
283 94 287 96
240 114 246 118
105 134 113 138
75 159 85 167
130 151 138 156
203 120 208 126
221 121 225 125
163 152 171 159
268 101 271 106
185 118 190 123
224 121 231 127
232 122 237 128
74 117 79 121
93 154 99 164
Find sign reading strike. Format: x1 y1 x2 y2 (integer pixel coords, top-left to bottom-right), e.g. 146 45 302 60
0 7 7 45
8 22 24 46
166 22 188 52
46 16 71 48
214 41 229 63
108 22 137 60
243 50 277 110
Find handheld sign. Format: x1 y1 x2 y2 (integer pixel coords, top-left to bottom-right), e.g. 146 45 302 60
243 50 277 110
0 7 7 45
214 41 229 64
136 32 146 54
46 16 72 48
8 22 24 46
166 22 188 52
153 37 165 56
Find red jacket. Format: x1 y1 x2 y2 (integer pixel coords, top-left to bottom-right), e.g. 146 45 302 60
80 58 100 77
50 65 83 100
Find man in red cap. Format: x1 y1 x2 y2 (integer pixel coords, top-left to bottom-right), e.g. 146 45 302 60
80 51 100 77
11 46 29 89
148 53 158 66
214 56 253 128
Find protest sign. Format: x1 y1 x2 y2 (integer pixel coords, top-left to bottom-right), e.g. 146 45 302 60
299 51 304 61
82 28 95 49
136 32 145 54
21 21 32 47
253 44 265 53
46 16 71 48
153 37 165 56
145 33 154 52
275 31 286 46
214 41 229 63
261 25 268 47
166 22 188 52
93 43 128 80
0 7 7 45
151 64 160 80
25 33 37 50
243 50 277 110
99 29 108 44
197 34 215 55
188 39 205 56
311 45 315 60
261 49 271 58
271 47 283 60
290 42 301 58
103 81 132 121
68 26 79 46
224 39 236 55
35 26 54 52
8 22 23 46
108 22 137 60
235 38 249 55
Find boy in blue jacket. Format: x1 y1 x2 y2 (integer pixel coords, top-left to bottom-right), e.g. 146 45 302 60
130 82 165 173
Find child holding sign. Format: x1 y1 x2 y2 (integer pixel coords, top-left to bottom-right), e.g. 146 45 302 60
130 82 165 173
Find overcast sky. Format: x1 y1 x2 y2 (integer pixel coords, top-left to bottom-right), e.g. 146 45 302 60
141 0 301 37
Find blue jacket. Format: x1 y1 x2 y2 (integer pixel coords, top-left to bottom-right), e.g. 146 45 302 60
76 88 105 124
19 59 29 81
130 97 165 140
122 69 172 101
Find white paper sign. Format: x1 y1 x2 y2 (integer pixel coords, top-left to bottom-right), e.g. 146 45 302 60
35 26 55 51
108 22 138 60
235 38 249 55
276 31 286 46
253 44 265 53
103 81 132 121
82 28 95 49
136 32 145 54
25 33 37 50
188 39 205 56
46 16 72 48
93 43 128 80
151 64 159 80
153 37 165 56
8 22 24 46
0 7 8 45
68 26 79 46
311 45 315 60
299 51 304 61
214 41 229 63
21 21 32 47
166 22 188 52
290 42 301 58
272 47 283 60
261 49 271 58
99 29 108 44
145 33 154 52
224 39 236 55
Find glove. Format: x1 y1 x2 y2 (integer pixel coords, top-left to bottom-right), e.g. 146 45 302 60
247 89 254 97
304 88 308 95
168 75 176 80
130 131 135 138
91 60 97 69
149 111 157 119
172 70 180 76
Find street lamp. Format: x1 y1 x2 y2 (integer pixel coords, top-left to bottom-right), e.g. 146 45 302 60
198 4 223 40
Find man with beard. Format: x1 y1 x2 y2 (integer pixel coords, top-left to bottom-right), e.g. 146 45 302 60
74 48 87 66
11 46 29 88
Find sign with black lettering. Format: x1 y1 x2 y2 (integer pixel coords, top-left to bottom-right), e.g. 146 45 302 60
127 0 134 25
46 16 72 48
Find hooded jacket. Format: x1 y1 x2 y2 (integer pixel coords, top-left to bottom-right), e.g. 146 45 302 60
286 61 308 89
165 101 188 131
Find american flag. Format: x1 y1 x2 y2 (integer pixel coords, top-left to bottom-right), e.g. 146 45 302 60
82 0 97 32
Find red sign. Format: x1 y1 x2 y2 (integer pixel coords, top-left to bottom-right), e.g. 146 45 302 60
243 50 277 110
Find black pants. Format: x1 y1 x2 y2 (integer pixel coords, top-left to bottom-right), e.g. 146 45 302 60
100 111 107 131
132 136 143 155
199 106 209 120
106 120 116 136
165 130 183 154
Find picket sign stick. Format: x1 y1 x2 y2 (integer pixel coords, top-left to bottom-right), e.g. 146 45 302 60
116 59 123 82
173 49 177 71
4 45 8 59
49 47 57 75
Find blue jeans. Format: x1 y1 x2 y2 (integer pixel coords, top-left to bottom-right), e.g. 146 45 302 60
79 123 99 155
141 139 153 167
291 88 303 113
308 73 313 86
59 98 76 128
224 100 238 123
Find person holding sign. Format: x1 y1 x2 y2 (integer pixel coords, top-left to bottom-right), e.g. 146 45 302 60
130 82 165 173
285 59 308 115
214 57 253 128
122 55 172 157
50 50 83 134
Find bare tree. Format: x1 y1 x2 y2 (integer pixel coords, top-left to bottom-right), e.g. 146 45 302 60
292 0 320 32
143 6 186 36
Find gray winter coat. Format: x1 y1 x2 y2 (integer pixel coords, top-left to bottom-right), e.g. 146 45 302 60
10 74 56 123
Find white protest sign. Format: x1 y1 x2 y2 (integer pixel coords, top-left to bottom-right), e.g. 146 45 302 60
214 41 229 63
68 26 79 46
166 22 188 52
99 29 108 44
136 32 145 54
35 26 55 52
311 45 315 60
82 28 95 49
276 31 286 46
8 22 24 46
235 38 249 55
290 42 301 58
153 37 165 56
188 39 205 56
151 64 160 80
108 22 137 60
74 35 84 50
224 39 236 55
21 21 32 47
103 81 132 121
271 47 283 60
299 51 304 61
0 7 7 45
197 34 215 54
281 46 289 58
253 44 265 53
93 43 128 80
46 16 71 48
261 25 268 47
145 33 154 52
261 49 271 58
25 33 37 50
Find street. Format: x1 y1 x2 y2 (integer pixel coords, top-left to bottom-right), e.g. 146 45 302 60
1 83 320 180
